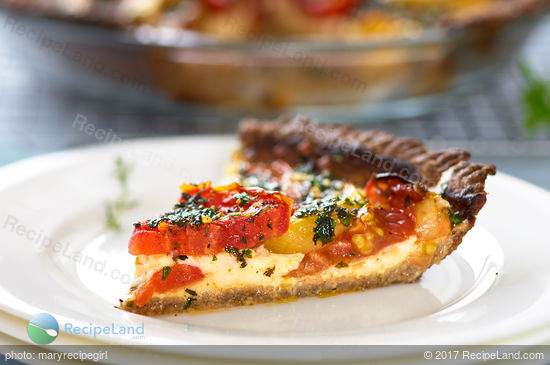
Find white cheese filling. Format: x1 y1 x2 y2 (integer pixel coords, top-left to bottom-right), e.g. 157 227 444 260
131 236 417 297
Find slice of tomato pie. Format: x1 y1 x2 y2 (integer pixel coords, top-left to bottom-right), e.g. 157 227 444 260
120 116 495 315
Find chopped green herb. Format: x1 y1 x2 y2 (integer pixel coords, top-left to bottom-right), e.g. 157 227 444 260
176 255 188 261
344 197 355 206
335 206 352 227
185 288 197 296
448 209 464 226
224 246 239 256
263 266 276 277
224 247 252 267
212 255 217 261
183 297 196 310
335 262 348 268
267 222 272 229
313 212 336 245
294 196 338 218
162 266 171 280
234 192 254 206
258 234 264 240
240 236 247 244
335 206 347 218
341 216 351 227
404 196 411 208
126 300 134 308
147 204 220 229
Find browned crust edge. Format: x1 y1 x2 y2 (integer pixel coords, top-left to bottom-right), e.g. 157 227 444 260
121 116 495 315
238 115 496 221
237 115 496 252
238 115 471 187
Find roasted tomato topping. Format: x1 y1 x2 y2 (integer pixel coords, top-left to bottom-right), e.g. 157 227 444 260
289 175 428 278
372 207 416 246
201 0 236 11
134 264 204 307
366 174 426 246
365 175 425 210
129 182 293 257
298 0 363 16
201 0 364 16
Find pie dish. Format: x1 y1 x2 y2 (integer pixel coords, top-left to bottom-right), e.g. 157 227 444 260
1 0 547 116
119 116 495 314
1 0 546 40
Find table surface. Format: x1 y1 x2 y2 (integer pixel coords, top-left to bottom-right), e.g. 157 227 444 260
0 17 549 190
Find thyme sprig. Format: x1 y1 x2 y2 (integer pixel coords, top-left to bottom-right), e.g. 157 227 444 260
105 156 139 231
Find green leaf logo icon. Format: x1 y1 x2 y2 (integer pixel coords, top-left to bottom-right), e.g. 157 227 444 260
27 313 59 344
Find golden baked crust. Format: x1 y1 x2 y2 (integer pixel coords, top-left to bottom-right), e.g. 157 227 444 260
120 116 495 315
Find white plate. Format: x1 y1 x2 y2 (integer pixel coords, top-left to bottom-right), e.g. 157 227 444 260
1 136 550 360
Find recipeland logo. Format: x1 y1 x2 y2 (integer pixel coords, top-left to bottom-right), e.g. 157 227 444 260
27 313 59 344
27 313 145 343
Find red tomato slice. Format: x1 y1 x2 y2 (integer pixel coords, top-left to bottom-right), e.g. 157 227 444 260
372 206 416 245
366 175 424 209
129 182 293 257
366 174 424 246
134 264 204 307
298 0 364 16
